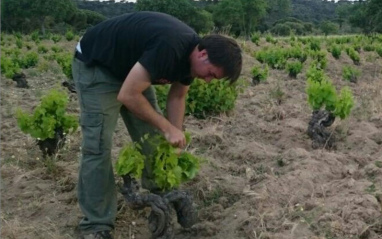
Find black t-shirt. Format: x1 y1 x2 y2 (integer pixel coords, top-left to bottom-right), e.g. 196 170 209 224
79 11 199 85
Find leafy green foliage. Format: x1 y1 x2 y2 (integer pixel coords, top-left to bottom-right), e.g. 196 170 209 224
306 64 325 83
309 38 321 51
37 45 49 54
55 53 73 79
286 61 302 78
2 0 76 34
65 30 75 41
306 67 354 119
309 50 327 69
342 65 360 82
186 79 242 118
251 65 269 82
16 89 78 140
306 78 337 112
51 34 62 43
0 56 21 78
347 47 360 65
116 133 201 191
135 0 213 34
16 38 23 49
19 52 39 68
115 142 145 179
320 21 338 36
377 46 382 57
363 44 375 52
329 44 341 59
251 32 261 45
255 47 287 69
286 46 308 63
212 0 267 37
334 87 354 120
155 79 242 118
265 34 277 44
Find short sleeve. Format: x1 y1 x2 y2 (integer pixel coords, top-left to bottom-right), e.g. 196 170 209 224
139 41 176 84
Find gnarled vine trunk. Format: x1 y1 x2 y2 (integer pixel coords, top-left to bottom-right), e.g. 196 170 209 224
120 175 197 239
37 127 66 157
307 110 336 149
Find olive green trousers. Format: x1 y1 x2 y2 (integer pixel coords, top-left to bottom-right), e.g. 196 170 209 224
72 58 161 234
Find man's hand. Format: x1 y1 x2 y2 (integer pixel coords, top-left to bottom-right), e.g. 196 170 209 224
164 126 186 149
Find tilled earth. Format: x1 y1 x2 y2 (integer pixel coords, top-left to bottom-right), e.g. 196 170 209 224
1 38 382 239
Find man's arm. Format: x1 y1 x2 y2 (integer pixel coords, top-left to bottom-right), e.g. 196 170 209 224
117 62 186 148
166 82 189 131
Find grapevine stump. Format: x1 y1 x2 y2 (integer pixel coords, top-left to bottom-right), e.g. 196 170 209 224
121 175 197 239
37 128 66 157
307 110 335 149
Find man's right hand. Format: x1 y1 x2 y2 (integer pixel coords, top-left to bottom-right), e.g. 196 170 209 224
164 126 186 149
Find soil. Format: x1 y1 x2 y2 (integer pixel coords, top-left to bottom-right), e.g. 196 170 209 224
1 37 382 239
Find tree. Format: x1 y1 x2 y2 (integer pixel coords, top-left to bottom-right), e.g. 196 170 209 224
265 0 291 25
135 0 214 33
2 0 76 34
212 0 267 37
349 1 371 34
366 0 382 33
335 4 351 29
320 20 338 36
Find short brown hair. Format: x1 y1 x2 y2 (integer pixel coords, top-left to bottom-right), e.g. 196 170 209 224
198 34 242 84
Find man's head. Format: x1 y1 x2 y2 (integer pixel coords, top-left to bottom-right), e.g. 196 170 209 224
190 34 242 83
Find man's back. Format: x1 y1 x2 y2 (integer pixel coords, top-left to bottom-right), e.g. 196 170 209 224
80 11 199 83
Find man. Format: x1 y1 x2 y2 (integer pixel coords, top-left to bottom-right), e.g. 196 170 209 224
72 11 242 239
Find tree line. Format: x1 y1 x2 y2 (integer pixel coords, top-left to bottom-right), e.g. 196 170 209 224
1 0 381 37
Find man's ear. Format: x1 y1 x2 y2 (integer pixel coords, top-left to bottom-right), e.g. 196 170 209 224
198 49 208 59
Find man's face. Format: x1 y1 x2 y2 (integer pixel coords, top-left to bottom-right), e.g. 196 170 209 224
190 49 225 83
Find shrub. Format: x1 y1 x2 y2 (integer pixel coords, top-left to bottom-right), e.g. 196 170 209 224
155 79 243 118
310 50 327 69
251 32 261 45
347 48 360 65
255 47 287 69
334 87 354 119
51 45 63 53
306 64 325 83
16 38 23 49
287 47 308 63
16 89 78 141
330 44 341 59
19 52 39 68
271 24 291 36
55 53 73 79
376 46 382 57
251 65 269 83
309 38 321 51
186 79 242 118
1 57 21 79
334 37 351 44
116 133 201 191
65 30 75 41
342 65 360 83
363 44 375 52
286 61 303 78
306 68 354 119
51 34 62 43
37 45 49 54
30 31 40 43
265 34 277 44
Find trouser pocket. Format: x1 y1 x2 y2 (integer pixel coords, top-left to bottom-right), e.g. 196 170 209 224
80 113 103 155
